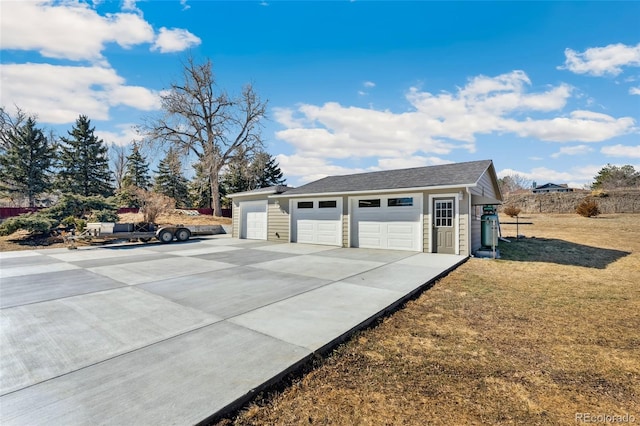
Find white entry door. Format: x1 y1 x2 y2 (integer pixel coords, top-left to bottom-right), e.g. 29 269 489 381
240 200 267 240
292 198 342 246
351 194 422 251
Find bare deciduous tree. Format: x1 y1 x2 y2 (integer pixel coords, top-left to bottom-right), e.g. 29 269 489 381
499 174 533 195
141 56 267 216
1 106 29 150
109 143 129 191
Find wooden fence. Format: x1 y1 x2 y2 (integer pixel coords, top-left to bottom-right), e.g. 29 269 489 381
0 207 232 219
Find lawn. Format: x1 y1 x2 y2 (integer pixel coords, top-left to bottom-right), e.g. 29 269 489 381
216 214 640 425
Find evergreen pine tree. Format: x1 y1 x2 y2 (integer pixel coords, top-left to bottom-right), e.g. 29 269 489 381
188 161 212 208
57 115 113 197
0 117 56 206
249 151 286 188
221 147 251 195
122 142 151 189
154 148 189 208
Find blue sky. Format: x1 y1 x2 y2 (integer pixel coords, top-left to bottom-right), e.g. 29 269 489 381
1 1 639 188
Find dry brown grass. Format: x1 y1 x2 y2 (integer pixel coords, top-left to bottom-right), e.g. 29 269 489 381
218 214 640 426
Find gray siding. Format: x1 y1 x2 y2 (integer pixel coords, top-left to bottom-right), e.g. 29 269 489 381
458 193 469 256
267 199 289 243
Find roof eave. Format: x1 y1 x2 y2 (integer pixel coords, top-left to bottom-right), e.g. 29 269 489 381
269 183 475 199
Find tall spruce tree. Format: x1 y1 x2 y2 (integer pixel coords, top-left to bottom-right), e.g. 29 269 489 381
57 115 113 197
221 147 251 195
189 161 212 209
0 117 56 206
249 151 285 188
122 142 151 189
154 147 189 208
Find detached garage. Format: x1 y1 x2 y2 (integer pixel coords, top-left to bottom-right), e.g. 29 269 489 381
230 160 502 256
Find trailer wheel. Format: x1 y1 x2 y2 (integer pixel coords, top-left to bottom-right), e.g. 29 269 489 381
157 229 174 243
175 228 191 242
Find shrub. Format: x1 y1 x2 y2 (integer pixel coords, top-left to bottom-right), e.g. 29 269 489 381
576 198 600 217
90 209 119 223
503 205 521 218
0 214 56 236
135 188 175 223
61 215 87 232
45 194 118 220
0 194 117 236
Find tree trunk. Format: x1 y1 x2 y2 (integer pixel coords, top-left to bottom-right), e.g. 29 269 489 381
211 171 222 217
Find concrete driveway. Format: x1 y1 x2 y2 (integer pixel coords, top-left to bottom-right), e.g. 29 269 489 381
0 236 465 425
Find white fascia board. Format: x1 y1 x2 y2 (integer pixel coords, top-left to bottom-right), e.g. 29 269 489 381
230 190 277 198
269 184 473 199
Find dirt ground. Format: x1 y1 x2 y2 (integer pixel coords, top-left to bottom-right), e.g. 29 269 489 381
0 210 231 252
216 214 640 425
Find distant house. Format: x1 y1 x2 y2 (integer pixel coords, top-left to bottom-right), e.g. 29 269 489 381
532 183 574 194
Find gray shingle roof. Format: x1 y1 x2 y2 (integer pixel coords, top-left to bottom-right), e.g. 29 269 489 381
279 160 494 196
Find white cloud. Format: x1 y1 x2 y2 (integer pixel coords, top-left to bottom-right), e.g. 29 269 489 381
96 123 141 147
276 154 367 184
275 71 635 162
275 70 637 183
559 43 640 76
363 81 376 88
1 1 199 63
601 144 640 158
151 28 201 53
498 165 600 188
374 156 451 170
0 63 161 124
0 1 154 64
550 145 593 158
630 87 640 95
504 110 635 143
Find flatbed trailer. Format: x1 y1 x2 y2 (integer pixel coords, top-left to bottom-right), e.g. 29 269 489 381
65 222 222 248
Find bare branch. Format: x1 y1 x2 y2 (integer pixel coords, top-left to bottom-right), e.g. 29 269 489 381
138 55 267 216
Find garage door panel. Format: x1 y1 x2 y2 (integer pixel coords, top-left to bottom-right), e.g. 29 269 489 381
292 199 342 246
240 201 267 240
359 222 382 233
387 223 414 234
352 195 422 252
358 236 382 247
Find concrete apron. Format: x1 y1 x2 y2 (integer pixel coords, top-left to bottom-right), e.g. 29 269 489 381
0 237 466 425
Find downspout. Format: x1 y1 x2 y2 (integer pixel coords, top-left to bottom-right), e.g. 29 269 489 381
466 187 472 257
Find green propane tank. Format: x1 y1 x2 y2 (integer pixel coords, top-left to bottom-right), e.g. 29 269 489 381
481 206 499 248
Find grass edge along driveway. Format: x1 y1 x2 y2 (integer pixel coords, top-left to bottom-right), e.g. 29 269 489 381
217 214 640 426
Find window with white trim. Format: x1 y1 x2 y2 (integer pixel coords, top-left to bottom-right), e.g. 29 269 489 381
358 199 381 208
388 197 413 207
319 200 337 208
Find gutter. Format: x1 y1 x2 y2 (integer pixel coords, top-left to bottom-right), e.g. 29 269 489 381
269 183 477 199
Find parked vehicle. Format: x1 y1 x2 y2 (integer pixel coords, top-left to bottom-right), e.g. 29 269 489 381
65 222 223 248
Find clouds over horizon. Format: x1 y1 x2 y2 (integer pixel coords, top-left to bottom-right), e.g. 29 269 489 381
0 0 199 123
274 70 636 182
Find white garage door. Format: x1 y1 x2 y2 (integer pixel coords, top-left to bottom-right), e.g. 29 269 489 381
351 194 422 251
240 200 267 240
292 198 342 246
